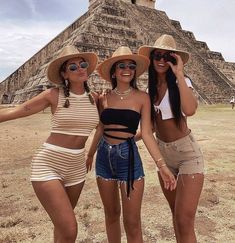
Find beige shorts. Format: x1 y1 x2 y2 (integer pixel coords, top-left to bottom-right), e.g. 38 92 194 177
31 143 86 187
157 132 204 176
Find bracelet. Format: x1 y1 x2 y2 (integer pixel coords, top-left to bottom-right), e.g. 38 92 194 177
158 163 167 169
155 157 163 166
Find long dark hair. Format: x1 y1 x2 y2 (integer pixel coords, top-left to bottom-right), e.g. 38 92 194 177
149 50 183 127
109 61 138 90
60 60 94 108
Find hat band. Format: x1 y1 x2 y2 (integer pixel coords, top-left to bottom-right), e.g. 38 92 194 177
154 45 176 50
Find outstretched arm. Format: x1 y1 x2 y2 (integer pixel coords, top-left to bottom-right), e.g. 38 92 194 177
0 89 55 123
140 93 176 191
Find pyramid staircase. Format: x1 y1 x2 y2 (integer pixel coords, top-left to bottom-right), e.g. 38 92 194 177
0 0 234 104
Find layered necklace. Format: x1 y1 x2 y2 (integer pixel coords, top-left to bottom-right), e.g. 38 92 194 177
114 87 133 100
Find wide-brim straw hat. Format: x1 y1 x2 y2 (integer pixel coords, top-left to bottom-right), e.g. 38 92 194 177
97 46 150 82
47 45 98 84
138 34 190 64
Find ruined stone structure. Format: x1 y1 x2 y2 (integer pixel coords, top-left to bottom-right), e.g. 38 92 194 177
0 0 235 104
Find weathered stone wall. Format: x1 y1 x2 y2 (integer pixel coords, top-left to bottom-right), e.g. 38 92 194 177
121 0 155 8
1 0 234 104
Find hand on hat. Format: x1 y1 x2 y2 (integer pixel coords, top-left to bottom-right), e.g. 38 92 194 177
167 53 184 77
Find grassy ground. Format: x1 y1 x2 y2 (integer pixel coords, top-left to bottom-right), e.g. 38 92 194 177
0 104 234 242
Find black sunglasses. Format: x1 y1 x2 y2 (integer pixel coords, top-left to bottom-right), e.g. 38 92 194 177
116 62 137 70
153 52 176 64
68 62 89 71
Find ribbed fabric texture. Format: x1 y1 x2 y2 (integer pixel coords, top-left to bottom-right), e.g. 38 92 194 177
51 89 99 136
30 143 86 186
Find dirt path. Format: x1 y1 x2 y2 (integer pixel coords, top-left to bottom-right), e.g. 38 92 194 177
0 105 234 242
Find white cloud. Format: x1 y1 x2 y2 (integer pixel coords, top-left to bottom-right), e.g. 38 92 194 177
0 20 68 81
157 0 235 62
0 1 88 82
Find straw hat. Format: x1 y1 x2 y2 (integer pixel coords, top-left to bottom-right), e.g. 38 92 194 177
97 46 150 82
47 45 98 84
138 34 190 64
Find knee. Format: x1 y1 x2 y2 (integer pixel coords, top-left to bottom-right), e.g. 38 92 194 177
123 216 141 234
60 221 78 242
175 212 195 233
104 206 121 223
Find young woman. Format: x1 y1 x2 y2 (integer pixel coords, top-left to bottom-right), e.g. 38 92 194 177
0 45 99 243
86 46 176 243
138 34 204 243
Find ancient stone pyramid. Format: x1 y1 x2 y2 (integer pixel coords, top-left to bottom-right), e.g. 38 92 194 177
1 0 235 104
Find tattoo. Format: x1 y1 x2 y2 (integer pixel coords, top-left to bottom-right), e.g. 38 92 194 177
23 105 31 112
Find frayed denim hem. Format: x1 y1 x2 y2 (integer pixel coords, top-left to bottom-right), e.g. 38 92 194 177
96 175 145 199
96 175 145 183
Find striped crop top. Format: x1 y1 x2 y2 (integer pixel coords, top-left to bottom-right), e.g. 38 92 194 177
51 89 99 136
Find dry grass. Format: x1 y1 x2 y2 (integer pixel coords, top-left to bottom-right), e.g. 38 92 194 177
0 104 235 242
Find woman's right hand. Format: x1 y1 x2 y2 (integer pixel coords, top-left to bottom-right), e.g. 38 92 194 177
158 165 177 191
86 155 93 173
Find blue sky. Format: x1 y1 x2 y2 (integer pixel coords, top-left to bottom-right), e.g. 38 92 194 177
0 0 234 82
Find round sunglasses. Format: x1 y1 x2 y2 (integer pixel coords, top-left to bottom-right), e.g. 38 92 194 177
68 62 89 71
153 52 176 64
116 62 137 70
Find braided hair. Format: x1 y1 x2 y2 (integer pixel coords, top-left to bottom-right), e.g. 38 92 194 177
60 61 70 108
84 81 95 105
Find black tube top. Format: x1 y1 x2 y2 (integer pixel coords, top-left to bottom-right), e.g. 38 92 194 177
100 108 141 135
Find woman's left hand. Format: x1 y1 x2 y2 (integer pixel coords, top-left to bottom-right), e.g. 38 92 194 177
159 165 177 191
167 53 184 77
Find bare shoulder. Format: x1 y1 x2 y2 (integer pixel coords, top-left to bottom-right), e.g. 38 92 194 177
44 87 59 99
135 89 149 102
98 91 111 102
90 91 99 103
46 87 59 96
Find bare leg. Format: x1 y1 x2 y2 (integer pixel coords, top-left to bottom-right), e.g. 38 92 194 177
158 173 178 239
158 173 204 243
54 181 85 243
97 178 121 243
120 179 144 243
174 174 204 243
32 179 84 243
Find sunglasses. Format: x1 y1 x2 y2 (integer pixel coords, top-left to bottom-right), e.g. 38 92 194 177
116 62 137 70
153 52 176 64
68 62 89 71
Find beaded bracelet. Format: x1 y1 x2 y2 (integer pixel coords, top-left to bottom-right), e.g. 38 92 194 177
158 163 167 169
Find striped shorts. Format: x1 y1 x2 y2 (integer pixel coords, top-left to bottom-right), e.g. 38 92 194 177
30 143 86 187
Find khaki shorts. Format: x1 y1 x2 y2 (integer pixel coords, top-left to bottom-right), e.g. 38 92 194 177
157 132 204 176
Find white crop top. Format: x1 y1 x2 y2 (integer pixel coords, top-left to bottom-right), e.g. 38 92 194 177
154 77 193 120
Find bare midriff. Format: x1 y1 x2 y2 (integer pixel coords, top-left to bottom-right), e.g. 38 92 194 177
155 116 190 142
46 133 88 149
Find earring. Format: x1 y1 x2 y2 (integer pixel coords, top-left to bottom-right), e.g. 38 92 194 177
65 79 69 86
112 74 116 78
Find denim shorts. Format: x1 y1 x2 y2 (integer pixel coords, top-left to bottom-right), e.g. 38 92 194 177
95 137 145 182
157 132 204 176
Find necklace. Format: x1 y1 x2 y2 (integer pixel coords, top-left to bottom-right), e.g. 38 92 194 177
114 87 133 100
